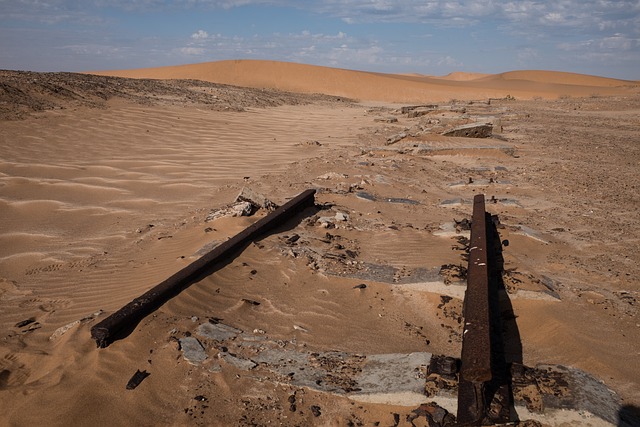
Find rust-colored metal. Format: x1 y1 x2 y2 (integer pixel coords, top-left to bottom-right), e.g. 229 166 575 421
91 189 316 348
460 193 492 382
457 194 492 424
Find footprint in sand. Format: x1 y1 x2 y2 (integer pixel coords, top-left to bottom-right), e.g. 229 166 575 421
25 263 64 276
0 353 30 389
18 297 71 312
24 255 103 276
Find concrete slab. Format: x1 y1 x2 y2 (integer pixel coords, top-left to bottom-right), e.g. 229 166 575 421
351 352 431 403
179 336 207 365
196 322 242 341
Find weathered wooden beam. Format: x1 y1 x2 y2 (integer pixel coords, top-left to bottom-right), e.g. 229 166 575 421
91 189 316 348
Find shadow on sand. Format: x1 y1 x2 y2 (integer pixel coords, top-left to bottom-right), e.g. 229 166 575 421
485 212 523 423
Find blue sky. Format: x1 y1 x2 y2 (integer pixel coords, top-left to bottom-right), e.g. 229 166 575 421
1 1 639 79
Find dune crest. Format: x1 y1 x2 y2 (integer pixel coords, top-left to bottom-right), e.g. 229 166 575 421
89 59 636 102
437 71 491 81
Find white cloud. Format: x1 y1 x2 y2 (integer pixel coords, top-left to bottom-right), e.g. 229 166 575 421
437 55 462 67
191 29 209 39
599 33 635 50
180 46 205 55
62 43 125 56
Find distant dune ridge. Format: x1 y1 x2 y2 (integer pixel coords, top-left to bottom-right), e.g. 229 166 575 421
89 59 637 102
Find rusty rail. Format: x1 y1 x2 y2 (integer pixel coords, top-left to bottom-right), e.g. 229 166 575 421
91 189 316 348
457 194 492 424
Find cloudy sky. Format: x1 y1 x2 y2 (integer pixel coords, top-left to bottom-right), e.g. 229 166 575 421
1 1 639 79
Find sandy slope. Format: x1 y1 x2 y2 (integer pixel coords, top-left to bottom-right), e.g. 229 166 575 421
89 59 637 103
1 68 639 426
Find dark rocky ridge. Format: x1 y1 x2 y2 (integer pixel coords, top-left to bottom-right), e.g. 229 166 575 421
0 70 351 120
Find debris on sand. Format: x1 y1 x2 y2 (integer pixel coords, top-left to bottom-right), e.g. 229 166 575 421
442 122 493 138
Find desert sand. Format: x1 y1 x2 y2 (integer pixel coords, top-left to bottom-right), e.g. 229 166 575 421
89 59 637 103
1 61 639 426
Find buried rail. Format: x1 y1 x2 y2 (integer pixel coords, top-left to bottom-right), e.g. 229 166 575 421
91 189 317 348
457 194 494 424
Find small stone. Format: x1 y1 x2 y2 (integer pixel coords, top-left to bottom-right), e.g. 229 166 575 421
235 187 278 211
386 132 407 145
310 405 322 417
126 370 150 390
335 212 349 221
317 172 348 180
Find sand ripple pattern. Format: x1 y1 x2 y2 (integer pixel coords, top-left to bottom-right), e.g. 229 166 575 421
0 103 370 324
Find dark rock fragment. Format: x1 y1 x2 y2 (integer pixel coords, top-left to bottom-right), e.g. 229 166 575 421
126 370 150 390
310 405 322 417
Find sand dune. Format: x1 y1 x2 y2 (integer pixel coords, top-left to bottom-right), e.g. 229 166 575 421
90 59 637 102
437 71 492 81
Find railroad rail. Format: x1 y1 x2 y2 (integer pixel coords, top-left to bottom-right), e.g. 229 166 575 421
457 194 511 425
91 189 317 348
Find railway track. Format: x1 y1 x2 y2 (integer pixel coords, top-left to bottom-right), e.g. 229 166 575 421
89 189 634 426
457 194 511 425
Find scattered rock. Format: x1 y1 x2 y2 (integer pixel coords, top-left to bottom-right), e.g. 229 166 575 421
335 212 349 221
386 132 407 145
205 201 253 221
317 172 348 180
400 105 438 114
408 402 456 426
442 122 493 138
374 116 398 123
49 320 78 340
126 369 150 390
317 216 336 228
285 234 300 245
235 187 278 211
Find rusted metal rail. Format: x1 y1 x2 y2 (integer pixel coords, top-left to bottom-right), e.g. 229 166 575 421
91 188 316 348
457 194 493 424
